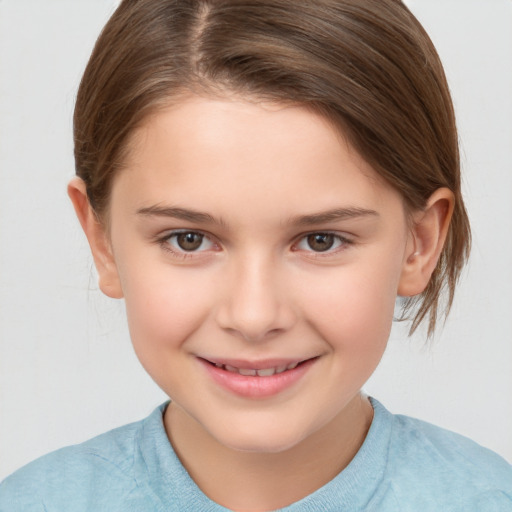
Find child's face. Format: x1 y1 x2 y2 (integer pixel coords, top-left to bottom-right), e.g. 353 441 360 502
104 95 414 453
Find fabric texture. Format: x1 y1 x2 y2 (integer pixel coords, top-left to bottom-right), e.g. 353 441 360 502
1 398 511 511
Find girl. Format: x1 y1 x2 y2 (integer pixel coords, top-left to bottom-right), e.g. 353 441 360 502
1 0 511 510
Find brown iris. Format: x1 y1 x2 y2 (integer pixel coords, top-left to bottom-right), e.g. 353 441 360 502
306 233 335 252
176 232 204 251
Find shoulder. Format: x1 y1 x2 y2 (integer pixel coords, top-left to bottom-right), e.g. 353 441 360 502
389 411 512 482
0 404 167 512
374 400 512 510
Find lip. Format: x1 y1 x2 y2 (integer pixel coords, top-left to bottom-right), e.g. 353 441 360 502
198 356 318 399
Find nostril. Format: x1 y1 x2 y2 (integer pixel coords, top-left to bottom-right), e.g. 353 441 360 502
214 273 297 342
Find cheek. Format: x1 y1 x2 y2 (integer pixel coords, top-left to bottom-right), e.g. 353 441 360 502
119 265 215 364
297 259 400 350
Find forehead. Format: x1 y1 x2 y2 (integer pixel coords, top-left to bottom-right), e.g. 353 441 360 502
112 95 404 222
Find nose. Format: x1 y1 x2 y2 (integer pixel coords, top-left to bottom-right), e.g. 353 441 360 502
215 254 297 343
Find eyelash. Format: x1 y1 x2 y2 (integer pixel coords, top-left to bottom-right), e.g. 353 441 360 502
156 230 218 259
293 232 353 257
155 230 354 259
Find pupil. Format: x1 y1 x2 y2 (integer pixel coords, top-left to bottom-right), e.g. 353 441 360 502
307 233 334 252
177 232 203 251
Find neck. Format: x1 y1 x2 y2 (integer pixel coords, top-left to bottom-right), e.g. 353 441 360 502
164 394 373 511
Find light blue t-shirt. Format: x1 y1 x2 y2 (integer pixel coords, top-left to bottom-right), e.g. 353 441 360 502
1 398 511 511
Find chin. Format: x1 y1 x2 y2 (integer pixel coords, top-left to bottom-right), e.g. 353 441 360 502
210 419 313 455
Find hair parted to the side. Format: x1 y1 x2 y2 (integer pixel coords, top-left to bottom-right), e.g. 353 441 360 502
74 0 471 336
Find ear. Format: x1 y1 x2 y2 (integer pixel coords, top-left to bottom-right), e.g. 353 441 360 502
67 177 123 299
398 188 454 297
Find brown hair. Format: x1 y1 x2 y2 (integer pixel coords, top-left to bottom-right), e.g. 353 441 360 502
74 0 471 335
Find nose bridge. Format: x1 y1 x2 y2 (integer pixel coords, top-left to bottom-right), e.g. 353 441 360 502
216 250 295 342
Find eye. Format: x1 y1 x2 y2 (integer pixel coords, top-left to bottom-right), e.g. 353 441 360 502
294 232 350 253
164 231 216 253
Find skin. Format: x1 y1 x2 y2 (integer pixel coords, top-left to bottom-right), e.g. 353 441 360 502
69 95 453 511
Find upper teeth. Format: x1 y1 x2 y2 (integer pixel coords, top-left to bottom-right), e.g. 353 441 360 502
215 361 299 376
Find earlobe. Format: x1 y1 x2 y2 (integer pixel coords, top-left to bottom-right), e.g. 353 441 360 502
67 177 124 299
398 188 454 297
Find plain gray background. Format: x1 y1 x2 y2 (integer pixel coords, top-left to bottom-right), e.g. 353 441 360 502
0 0 511 480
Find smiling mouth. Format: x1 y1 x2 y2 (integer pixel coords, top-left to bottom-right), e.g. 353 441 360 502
201 358 315 377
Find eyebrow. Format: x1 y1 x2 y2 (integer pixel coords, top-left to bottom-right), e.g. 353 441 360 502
290 207 379 226
136 205 226 226
137 204 378 227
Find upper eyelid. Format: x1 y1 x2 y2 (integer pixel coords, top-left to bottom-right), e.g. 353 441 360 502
292 232 353 252
156 229 353 248
297 229 349 236
293 230 353 242
157 229 216 248
157 228 353 239
157 230 218 258
159 228 214 241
